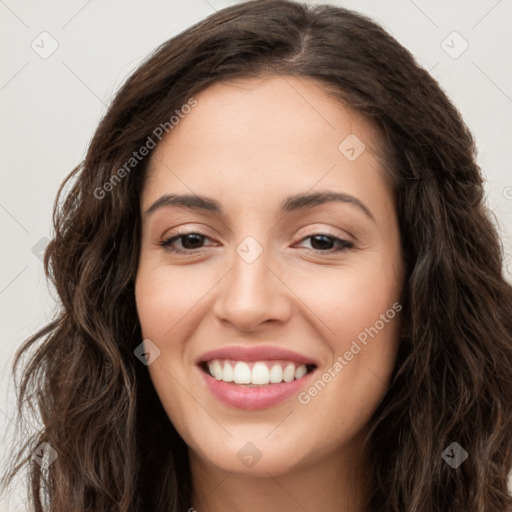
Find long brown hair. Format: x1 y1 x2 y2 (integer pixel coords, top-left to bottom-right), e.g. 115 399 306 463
2 1 511 510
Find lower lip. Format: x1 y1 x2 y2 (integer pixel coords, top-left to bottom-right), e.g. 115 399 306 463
198 365 316 410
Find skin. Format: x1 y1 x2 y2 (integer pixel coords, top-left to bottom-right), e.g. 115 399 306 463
135 73 404 512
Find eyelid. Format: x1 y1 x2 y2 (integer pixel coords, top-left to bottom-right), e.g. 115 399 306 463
295 224 354 243
160 222 213 238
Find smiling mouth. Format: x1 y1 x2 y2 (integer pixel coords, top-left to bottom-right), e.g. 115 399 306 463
199 360 317 386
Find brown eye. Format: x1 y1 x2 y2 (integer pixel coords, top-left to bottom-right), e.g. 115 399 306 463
297 234 353 253
160 232 213 253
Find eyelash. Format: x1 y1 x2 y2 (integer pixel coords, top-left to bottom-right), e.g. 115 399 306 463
159 230 354 255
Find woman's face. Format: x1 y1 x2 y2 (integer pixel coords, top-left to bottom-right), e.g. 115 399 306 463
135 74 404 477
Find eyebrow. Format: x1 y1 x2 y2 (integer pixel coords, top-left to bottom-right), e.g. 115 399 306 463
144 190 375 223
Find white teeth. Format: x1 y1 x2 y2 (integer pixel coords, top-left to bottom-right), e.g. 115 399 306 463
269 364 283 383
282 363 295 382
206 360 311 385
223 361 234 382
211 360 223 380
294 364 307 379
233 362 251 384
251 362 270 385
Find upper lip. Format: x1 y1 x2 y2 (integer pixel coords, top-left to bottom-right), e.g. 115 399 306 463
197 345 318 366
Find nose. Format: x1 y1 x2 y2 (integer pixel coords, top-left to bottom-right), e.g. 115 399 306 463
212 247 292 332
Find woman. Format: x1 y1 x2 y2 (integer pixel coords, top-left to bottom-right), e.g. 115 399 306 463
2 0 511 510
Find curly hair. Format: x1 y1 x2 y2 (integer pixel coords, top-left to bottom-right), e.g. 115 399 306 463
2 1 511 510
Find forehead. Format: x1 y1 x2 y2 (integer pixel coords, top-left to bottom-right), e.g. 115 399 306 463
143 74 392 220
149 74 382 165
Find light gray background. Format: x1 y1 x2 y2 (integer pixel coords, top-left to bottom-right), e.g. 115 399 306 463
1 0 511 509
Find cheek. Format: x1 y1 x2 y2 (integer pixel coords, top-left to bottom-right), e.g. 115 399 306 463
292 306 400 449
135 261 205 338
291 250 401 341
290 249 402 399
134 265 200 432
